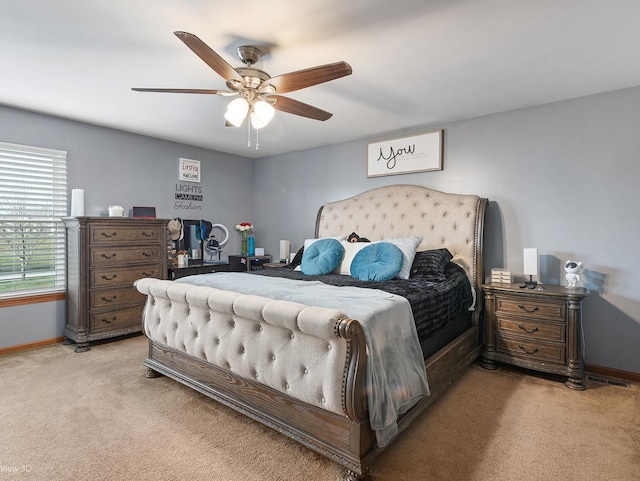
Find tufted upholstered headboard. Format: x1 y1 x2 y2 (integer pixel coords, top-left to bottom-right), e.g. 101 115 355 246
316 184 488 292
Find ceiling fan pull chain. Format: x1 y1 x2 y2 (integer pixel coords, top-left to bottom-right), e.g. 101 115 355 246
256 126 260 150
247 117 251 148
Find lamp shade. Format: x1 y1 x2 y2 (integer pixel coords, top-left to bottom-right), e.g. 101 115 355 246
250 100 275 129
523 248 538 276
224 98 249 127
279 240 290 262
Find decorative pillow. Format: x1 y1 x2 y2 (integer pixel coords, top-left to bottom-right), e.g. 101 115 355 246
350 242 404 281
334 240 368 275
300 238 345 275
378 236 422 279
409 248 453 282
294 235 347 271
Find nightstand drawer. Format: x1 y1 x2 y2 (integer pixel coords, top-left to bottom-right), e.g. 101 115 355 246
496 296 565 322
496 316 565 342
496 335 566 364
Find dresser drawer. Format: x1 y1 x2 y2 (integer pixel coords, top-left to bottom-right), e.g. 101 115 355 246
91 264 162 287
90 246 162 266
90 304 144 332
496 334 566 365
495 296 565 322
496 315 566 342
90 287 146 309
90 225 163 244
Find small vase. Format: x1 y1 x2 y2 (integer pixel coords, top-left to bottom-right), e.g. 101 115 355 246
241 231 249 256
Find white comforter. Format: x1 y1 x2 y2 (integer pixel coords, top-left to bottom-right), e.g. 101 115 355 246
177 272 429 447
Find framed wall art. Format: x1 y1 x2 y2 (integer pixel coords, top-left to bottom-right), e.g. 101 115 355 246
179 157 201 183
367 130 443 177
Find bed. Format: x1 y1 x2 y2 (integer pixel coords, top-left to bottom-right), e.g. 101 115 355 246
135 184 487 480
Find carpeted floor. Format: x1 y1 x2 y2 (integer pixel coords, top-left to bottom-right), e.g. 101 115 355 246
1 335 638 481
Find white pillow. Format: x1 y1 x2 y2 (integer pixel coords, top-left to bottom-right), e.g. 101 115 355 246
334 241 368 275
294 235 347 271
376 236 422 279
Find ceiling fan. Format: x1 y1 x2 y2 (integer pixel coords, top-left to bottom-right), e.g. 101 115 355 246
132 31 352 136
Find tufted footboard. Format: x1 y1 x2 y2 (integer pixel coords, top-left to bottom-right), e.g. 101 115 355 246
135 277 373 477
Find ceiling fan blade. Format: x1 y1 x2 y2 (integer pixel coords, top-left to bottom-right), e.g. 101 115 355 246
270 95 332 121
174 31 244 83
261 61 352 94
132 88 231 95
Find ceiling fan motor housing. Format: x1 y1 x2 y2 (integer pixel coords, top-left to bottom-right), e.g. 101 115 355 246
236 45 263 66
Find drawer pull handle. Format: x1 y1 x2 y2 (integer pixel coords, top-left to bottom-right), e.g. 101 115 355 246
101 316 117 324
142 251 153 257
518 344 539 355
101 253 117 259
518 324 539 334
101 274 117 281
518 304 539 313
101 232 117 238
101 295 117 302
141 271 153 276
142 231 154 237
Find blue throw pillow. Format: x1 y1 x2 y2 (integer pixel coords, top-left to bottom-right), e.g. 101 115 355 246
300 238 345 275
350 242 403 281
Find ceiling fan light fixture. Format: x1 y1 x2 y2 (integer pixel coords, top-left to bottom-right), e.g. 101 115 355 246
250 100 275 129
224 97 249 127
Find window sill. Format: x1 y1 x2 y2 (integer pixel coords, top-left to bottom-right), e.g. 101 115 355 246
0 292 65 308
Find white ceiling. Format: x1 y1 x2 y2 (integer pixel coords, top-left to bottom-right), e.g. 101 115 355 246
2 0 640 159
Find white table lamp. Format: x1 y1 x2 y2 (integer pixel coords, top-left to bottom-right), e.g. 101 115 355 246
523 248 538 288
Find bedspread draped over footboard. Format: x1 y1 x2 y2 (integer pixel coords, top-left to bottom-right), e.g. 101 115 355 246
135 277 364 420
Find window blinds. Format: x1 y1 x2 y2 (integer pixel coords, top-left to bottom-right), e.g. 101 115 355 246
0 141 68 298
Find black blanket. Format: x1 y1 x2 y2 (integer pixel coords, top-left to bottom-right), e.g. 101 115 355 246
248 262 473 340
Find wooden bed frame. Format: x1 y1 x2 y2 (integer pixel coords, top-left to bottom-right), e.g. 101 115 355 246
138 185 487 480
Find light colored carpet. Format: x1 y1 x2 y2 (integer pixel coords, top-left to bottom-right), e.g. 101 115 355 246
1 335 638 481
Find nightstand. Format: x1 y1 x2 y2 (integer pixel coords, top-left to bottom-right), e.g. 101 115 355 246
482 283 588 390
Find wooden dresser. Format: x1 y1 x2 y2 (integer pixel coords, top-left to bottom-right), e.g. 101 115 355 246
481 283 588 390
63 217 168 352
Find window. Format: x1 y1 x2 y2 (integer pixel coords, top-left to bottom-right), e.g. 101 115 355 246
0 141 67 298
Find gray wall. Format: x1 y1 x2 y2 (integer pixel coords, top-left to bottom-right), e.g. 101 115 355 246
0 105 253 348
3 86 640 375
254 86 640 374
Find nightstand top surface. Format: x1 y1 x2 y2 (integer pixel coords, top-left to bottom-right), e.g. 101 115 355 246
483 282 588 299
